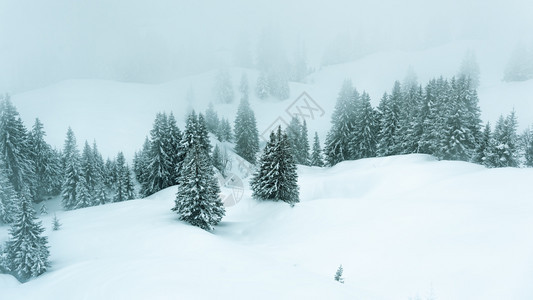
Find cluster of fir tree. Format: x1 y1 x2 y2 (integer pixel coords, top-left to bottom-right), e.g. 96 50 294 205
254 30 291 100
134 111 225 230
250 126 299 206
323 75 533 168
324 75 486 166
474 110 531 168
62 128 135 210
0 97 63 223
204 102 232 142
0 97 51 281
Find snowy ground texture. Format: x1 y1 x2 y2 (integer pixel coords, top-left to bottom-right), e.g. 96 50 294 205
1 154 533 300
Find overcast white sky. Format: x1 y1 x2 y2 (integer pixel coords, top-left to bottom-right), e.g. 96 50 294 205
1 0 532 93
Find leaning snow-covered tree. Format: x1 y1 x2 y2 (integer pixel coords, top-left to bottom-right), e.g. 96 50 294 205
4 189 50 282
251 126 299 206
172 141 225 230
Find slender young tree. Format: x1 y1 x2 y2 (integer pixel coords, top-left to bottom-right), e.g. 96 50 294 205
61 127 81 210
310 132 324 167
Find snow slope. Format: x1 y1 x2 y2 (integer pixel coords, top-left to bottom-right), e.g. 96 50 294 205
10 39 533 160
1 154 533 299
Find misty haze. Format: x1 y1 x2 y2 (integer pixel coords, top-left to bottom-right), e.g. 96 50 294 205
1 0 533 299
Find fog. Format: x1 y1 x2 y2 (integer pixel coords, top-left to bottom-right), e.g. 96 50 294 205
1 0 532 93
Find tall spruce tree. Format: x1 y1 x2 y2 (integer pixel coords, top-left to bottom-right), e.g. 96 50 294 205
205 103 220 135
113 152 136 202
0 161 18 224
255 72 270 99
377 82 401 156
61 127 81 210
28 119 60 202
474 122 494 166
172 141 225 230
300 120 310 165
351 92 378 158
214 69 234 104
4 190 50 281
324 80 358 165
524 127 533 167
0 97 35 197
492 111 519 167
234 98 260 164
166 113 184 185
145 113 173 195
250 126 299 205
239 73 250 101
80 141 97 198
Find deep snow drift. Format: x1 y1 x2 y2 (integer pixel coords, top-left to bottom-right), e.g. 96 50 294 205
1 154 532 299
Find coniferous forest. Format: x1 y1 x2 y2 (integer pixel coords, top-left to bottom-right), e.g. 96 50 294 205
1 65 533 284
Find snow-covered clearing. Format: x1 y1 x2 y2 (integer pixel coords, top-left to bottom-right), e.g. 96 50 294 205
1 154 532 299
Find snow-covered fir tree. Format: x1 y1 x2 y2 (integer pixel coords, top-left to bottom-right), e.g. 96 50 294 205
52 213 61 231
134 137 151 188
4 189 50 281
492 111 519 167
205 102 220 135
28 118 61 203
75 175 92 209
522 126 533 167
212 144 225 176
439 76 481 161
145 113 174 195
239 73 250 101
0 161 18 224
255 72 269 99
351 91 378 159
334 265 344 283
113 152 136 202
324 80 358 166
473 122 494 166
166 113 184 185
377 82 401 156
214 69 234 104
300 120 310 165
61 127 81 210
217 118 233 142
458 50 480 89
310 132 324 167
0 96 35 197
172 139 225 230
234 98 260 164
250 126 299 205
80 141 97 200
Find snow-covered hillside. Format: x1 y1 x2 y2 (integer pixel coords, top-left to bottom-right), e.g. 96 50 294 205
1 154 532 299
10 40 533 160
